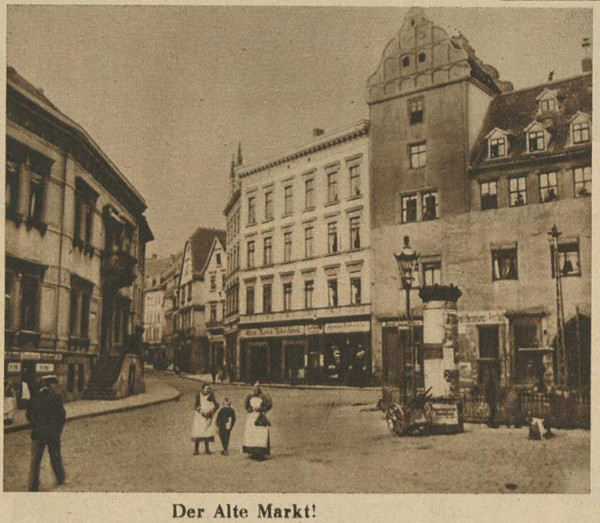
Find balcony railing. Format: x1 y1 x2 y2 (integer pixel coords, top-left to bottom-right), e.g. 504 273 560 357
103 250 137 288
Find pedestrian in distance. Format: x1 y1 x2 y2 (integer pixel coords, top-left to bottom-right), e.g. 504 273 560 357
191 383 219 455
210 364 217 385
26 375 66 491
216 397 236 455
243 382 272 461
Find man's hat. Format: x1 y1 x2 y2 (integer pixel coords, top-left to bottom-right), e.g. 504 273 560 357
40 375 59 385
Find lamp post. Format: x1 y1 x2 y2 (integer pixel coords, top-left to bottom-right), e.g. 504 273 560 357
394 236 420 401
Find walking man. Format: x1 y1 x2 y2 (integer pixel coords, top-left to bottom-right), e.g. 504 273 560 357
26 375 66 491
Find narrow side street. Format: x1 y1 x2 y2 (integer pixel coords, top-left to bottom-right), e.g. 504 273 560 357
3 371 589 493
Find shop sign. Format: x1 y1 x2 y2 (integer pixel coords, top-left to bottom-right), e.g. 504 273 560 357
305 324 323 335
36 363 55 373
242 325 305 338
381 319 424 328
6 352 20 361
429 402 459 426
7 362 21 373
21 352 41 360
458 310 506 325
324 321 370 334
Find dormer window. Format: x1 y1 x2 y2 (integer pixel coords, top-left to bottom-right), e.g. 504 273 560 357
536 89 559 115
569 112 592 145
528 130 545 152
524 122 547 153
485 128 508 159
490 137 506 159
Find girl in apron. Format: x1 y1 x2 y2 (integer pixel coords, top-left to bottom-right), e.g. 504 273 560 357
243 382 273 460
191 383 219 455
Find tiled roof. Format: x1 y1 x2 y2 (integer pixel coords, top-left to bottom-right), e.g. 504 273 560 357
471 73 592 167
145 257 169 279
189 228 226 275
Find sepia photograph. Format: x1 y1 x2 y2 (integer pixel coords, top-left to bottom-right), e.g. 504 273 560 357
2 2 593 502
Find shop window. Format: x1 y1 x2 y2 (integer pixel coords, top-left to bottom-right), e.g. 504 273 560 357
480 181 498 210
327 171 338 203
283 282 292 311
262 283 272 313
509 176 527 206
284 185 293 215
402 194 418 223
305 227 314 258
422 190 438 221
328 223 338 254
539 172 558 203
409 97 423 125
67 364 76 393
304 280 314 309
409 142 427 169
246 287 255 315
328 279 338 307
350 217 361 250
349 164 362 197
551 239 580 278
573 166 591 197
283 232 292 262
350 278 362 305
78 364 85 392
492 247 518 280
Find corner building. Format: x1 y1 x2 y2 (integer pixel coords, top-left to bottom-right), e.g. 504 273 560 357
227 123 371 384
5 67 153 401
368 9 591 393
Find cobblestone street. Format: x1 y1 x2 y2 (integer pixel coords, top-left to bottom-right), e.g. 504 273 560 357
3 371 589 493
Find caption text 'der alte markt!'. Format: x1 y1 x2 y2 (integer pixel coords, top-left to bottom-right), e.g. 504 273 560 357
172 503 317 520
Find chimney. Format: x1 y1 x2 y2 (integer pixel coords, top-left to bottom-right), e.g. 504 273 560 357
313 128 325 138
582 38 592 73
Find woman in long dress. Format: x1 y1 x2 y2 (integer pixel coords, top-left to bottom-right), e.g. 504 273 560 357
191 383 219 455
243 382 272 460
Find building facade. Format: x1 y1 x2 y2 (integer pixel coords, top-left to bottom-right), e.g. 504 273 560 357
171 228 226 373
5 67 153 401
367 8 591 393
143 254 169 365
225 123 372 385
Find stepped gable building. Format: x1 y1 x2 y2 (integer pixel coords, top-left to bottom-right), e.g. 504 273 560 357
142 254 169 365
226 122 371 385
368 8 591 393
5 67 153 401
171 227 226 373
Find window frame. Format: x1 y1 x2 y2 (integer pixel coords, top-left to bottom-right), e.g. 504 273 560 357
283 231 293 262
350 277 362 305
248 196 256 224
304 280 314 309
572 121 590 144
327 170 339 204
247 240 255 268
551 239 581 278
508 176 528 207
573 166 592 197
328 279 338 307
528 130 546 153
489 137 506 159
263 236 273 266
492 247 519 281
421 190 439 221
283 185 293 215
305 178 315 209
246 286 255 315
283 282 293 311
539 172 558 203
408 97 424 125
264 190 274 220
349 217 361 250
480 181 498 211
422 260 442 287
349 163 362 197
328 222 339 254
304 226 314 258
401 193 418 223
409 142 427 169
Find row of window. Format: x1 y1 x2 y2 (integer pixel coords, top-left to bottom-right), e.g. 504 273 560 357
245 276 363 315
487 120 591 160
247 164 362 224
492 240 581 281
401 190 439 223
245 217 362 269
479 166 591 211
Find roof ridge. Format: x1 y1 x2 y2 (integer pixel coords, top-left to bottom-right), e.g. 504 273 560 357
498 72 591 98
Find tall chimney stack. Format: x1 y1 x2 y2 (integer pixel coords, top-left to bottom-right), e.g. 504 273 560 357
582 38 592 73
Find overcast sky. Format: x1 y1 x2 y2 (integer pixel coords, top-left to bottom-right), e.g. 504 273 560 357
7 5 592 258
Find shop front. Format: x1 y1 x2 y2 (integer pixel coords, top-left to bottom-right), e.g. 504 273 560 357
239 317 372 385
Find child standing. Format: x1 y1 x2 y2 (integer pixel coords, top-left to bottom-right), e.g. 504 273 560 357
216 398 236 455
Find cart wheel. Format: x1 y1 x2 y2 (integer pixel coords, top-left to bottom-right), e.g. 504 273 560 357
386 402 405 437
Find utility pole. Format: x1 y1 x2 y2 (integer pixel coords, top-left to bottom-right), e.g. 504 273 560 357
549 225 569 393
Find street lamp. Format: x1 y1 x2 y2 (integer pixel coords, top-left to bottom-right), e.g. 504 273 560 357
394 236 420 401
